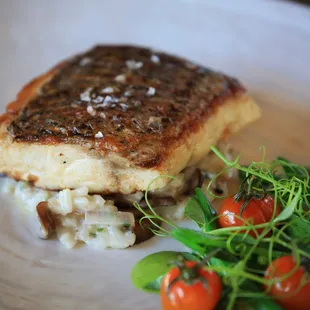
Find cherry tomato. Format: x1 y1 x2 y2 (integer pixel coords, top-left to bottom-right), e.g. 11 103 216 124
264 255 310 310
259 195 280 220
160 261 222 310
218 195 280 236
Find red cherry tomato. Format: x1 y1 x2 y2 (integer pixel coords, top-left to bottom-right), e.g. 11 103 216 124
264 255 310 310
259 195 280 220
160 261 222 310
218 195 280 236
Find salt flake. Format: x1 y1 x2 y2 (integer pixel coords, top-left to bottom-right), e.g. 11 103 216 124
120 103 128 110
124 90 133 97
114 74 126 83
80 88 92 102
126 60 143 70
95 131 104 139
150 55 160 64
146 87 156 96
93 96 104 104
87 106 96 116
80 57 92 66
104 96 112 104
185 61 197 70
102 87 114 94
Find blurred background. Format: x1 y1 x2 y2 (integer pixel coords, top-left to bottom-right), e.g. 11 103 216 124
291 0 310 4
0 0 309 106
0 0 310 161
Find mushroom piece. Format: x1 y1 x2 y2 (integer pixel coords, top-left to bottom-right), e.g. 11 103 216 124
36 201 56 239
133 218 161 244
139 196 177 208
179 167 204 196
107 191 144 209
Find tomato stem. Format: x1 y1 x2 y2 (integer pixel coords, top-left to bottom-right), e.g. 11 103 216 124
166 260 210 296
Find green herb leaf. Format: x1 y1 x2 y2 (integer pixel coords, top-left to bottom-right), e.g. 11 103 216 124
195 188 217 216
131 251 196 293
132 147 310 309
234 297 284 310
195 188 218 232
209 257 235 276
96 227 105 232
184 189 218 232
287 214 310 242
89 232 97 238
142 275 163 293
274 186 302 223
277 156 309 180
238 169 248 184
233 280 285 310
303 246 310 255
184 197 205 228
171 228 226 255
238 167 276 192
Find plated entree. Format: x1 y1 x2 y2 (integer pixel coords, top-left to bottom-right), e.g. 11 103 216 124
131 147 310 310
0 45 260 249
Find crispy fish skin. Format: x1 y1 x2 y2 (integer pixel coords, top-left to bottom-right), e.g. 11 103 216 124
0 45 260 194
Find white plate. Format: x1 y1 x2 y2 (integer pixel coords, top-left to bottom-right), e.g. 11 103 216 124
1 1 310 309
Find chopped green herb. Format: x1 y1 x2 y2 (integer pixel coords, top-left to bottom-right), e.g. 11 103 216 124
123 223 131 229
89 232 97 238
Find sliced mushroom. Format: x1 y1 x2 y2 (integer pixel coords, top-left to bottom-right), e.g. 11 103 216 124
179 167 204 195
109 168 203 212
139 196 177 208
106 191 144 209
145 167 204 201
133 218 161 244
36 201 56 239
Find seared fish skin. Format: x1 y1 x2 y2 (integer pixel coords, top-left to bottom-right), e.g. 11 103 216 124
0 45 260 194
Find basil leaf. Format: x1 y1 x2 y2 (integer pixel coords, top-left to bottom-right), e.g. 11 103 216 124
184 197 205 228
274 187 302 223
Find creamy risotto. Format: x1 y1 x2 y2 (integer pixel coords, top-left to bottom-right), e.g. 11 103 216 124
0 144 236 250
1 178 136 249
